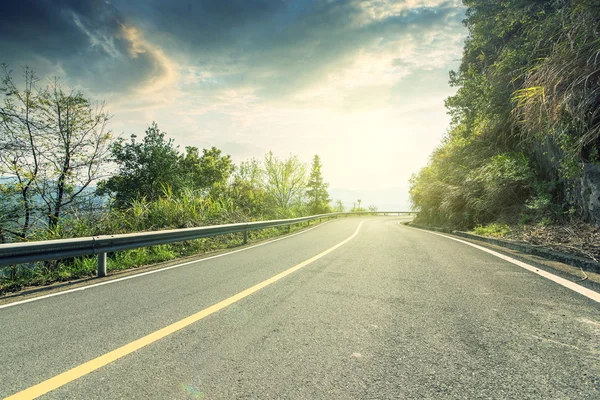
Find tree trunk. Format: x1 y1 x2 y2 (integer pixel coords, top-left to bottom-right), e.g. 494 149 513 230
49 167 68 231
21 186 31 237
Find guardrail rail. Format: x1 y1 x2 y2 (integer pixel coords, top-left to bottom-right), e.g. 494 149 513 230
0 212 415 277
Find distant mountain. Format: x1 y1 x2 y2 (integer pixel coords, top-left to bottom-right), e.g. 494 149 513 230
328 186 412 211
0 177 107 207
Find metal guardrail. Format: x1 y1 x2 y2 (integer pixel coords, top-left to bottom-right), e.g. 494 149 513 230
0 211 414 277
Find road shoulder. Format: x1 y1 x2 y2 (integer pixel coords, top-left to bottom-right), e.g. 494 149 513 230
404 223 600 294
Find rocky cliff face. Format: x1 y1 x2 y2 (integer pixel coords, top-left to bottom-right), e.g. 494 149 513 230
576 163 600 225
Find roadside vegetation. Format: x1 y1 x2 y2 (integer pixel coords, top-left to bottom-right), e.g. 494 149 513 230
0 65 348 293
410 1 600 255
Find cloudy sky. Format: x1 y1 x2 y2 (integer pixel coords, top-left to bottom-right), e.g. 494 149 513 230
1 0 467 207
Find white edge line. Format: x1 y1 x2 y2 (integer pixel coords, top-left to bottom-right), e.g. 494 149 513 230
402 223 600 303
0 221 336 310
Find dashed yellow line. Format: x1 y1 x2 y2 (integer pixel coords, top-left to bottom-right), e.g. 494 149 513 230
5 222 363 400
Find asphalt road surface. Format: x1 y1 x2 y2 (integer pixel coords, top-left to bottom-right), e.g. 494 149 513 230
1 217 599 399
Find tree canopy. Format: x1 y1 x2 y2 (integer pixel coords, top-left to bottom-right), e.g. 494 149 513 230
179 146 233 191
98 122 180 208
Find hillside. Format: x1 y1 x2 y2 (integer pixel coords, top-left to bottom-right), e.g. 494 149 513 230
410 0 600 230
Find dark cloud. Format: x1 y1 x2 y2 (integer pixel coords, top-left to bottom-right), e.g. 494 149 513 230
168 1 465 98
137 0 287 40
226 2 465 98
0 0 89 60
0 0 464 98
0 0 158 92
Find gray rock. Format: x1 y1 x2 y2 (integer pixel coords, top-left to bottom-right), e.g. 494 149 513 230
577 163 600 225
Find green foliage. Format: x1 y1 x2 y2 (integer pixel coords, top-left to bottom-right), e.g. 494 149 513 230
306 155 332 215
98 122 180 208
112 188 235 231
180 146 233 191
218 180 268 220
99 125 236 212
351 199 365 212
263 151 308 217
472 223 511 238
1 129 335 292
410 0 600 228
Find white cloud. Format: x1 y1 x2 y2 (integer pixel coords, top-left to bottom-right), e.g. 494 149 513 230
117 24 179 95
358 0 463 22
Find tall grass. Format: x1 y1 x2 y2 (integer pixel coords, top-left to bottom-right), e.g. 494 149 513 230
0 189 314 294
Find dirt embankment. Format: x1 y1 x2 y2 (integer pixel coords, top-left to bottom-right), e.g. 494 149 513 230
496 222 600 263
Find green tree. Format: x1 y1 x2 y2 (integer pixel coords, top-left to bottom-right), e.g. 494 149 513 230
0 65 112 237
234 158 264 188
39 81 112 232
98 122 179 208
351 199 365 212
179 146 233 191
226 158 267 218
0 65 41 240
264 151 307 216
305 155 331 214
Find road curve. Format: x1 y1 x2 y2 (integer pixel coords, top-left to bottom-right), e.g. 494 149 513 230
1 217 599 399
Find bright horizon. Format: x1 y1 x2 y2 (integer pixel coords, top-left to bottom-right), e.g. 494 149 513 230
1 0 468 207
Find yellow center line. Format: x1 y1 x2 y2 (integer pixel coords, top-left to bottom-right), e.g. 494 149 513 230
5 221 364 400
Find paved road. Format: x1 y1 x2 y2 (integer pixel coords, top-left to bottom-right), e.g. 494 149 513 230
1 217 599 399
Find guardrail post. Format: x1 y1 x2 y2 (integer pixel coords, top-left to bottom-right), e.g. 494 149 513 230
243 229 248 244
98 253 107 278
